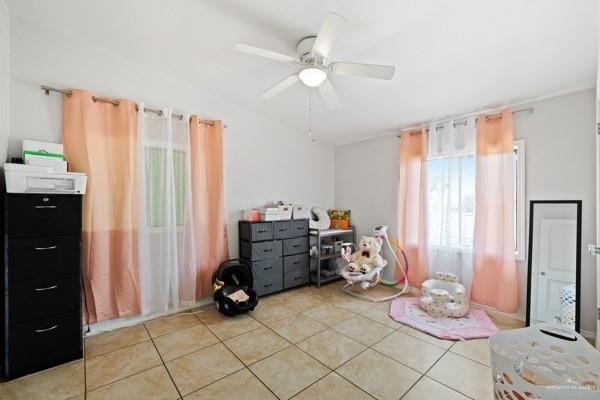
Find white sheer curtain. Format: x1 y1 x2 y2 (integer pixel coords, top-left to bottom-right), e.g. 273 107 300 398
138 104 197 314
426 118 476 292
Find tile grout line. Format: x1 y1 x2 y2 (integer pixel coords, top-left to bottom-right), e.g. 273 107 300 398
396 338 477 400
142 324 185 400
80 286 486 400
360 310 478 400
181 316 283 399
184 309 295 399
314 295 475 400
256 291 393 400
243 298 370 400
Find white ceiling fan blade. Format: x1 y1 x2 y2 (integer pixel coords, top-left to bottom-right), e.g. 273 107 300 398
260 75 300 98
312 12 347 58
318 78 342 110
330 62 396 80
234 43 298 64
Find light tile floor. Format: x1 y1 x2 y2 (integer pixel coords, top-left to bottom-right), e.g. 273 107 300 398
0 281 523 400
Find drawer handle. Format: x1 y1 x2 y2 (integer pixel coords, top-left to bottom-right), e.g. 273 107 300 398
34 205 57 209
293 276 302 281
34 285 58 291
264 266 273 271
278 228 287 232
264 283 273 288
258 229 268 233
264 248 273 252
34 245 57 251
296 227 304 230
293 261 302 265
35 325 58 333
293 244 300 248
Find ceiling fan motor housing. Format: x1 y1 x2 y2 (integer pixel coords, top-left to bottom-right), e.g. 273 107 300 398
297 36 326 67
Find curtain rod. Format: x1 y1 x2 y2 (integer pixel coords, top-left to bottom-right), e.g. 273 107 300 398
396 107 534 136
41 85 225 127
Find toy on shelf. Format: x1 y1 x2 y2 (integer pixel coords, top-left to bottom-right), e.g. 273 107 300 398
419 272 469 318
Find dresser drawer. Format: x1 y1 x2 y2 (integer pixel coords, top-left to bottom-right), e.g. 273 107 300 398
254 275 283 296
239 222 273 242
6 312 82 379
291 219 308 236
9 276 80 323
273 221 293 239
283 253 309 273
7 235 81 282
5 194 82 238
252 258 283 280
284 269 309 289
240 240 282 261
283 237 308 256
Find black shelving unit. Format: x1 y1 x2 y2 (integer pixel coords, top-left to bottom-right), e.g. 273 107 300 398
309 226 355 288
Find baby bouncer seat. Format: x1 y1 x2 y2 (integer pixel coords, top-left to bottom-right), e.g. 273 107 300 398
340 225 409 302
212 259 258 317
419 272 469 318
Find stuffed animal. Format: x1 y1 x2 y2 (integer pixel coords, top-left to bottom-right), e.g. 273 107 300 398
346 236 385 275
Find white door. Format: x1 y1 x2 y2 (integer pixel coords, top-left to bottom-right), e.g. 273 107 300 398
535 219 577 324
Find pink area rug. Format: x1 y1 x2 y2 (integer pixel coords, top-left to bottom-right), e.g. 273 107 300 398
389 297 499 340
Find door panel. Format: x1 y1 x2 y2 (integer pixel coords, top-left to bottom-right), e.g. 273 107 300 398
535 219 576 324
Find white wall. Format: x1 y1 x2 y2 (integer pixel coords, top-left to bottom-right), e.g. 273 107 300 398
0 0 9 163
8 16 334 257
335 89 597 335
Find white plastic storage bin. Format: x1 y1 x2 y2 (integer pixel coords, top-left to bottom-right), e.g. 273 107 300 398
260 212 280 221
292 205 311 220
489 324 599 400
278 204 292 220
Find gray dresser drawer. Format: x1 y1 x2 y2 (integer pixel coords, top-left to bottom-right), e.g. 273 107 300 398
284 269 309 289
239 222 273 242
255 275 283 296
283 237 308 256
273 221 293 239
283 253 309 273
252 258 283 280
291 219 309 236
240 240 282 261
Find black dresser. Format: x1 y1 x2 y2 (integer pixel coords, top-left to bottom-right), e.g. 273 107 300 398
1 193 83 379
239 219 309 296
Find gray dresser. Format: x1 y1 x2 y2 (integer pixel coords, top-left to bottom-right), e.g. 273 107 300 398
239 219 309 296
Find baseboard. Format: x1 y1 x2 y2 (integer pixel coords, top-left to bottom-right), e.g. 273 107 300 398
469 302 524 322
87 297 214 336
580 329 596 345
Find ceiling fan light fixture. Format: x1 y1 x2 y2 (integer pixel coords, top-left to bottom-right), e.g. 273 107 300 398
299 67 327 87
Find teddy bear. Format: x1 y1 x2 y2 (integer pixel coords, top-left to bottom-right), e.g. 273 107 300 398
346 236 385 275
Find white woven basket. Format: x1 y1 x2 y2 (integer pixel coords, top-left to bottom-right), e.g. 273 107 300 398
490 324 599 400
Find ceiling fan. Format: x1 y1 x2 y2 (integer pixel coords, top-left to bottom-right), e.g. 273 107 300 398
234 12 396 110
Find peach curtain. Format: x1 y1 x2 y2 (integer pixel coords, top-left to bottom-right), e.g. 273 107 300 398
63 90 140 323
189 117 229 298
471 110 518 312
397 129 429 288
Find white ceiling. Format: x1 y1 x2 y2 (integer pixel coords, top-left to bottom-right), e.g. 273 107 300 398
7 0 598 144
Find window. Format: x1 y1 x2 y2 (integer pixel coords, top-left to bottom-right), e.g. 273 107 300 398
427 139 525 259
513 139 526 260
145 146 187 227
427 155 476 250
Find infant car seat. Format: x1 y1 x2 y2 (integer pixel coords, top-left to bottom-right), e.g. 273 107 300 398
212 259 258 317
420 272 469 318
